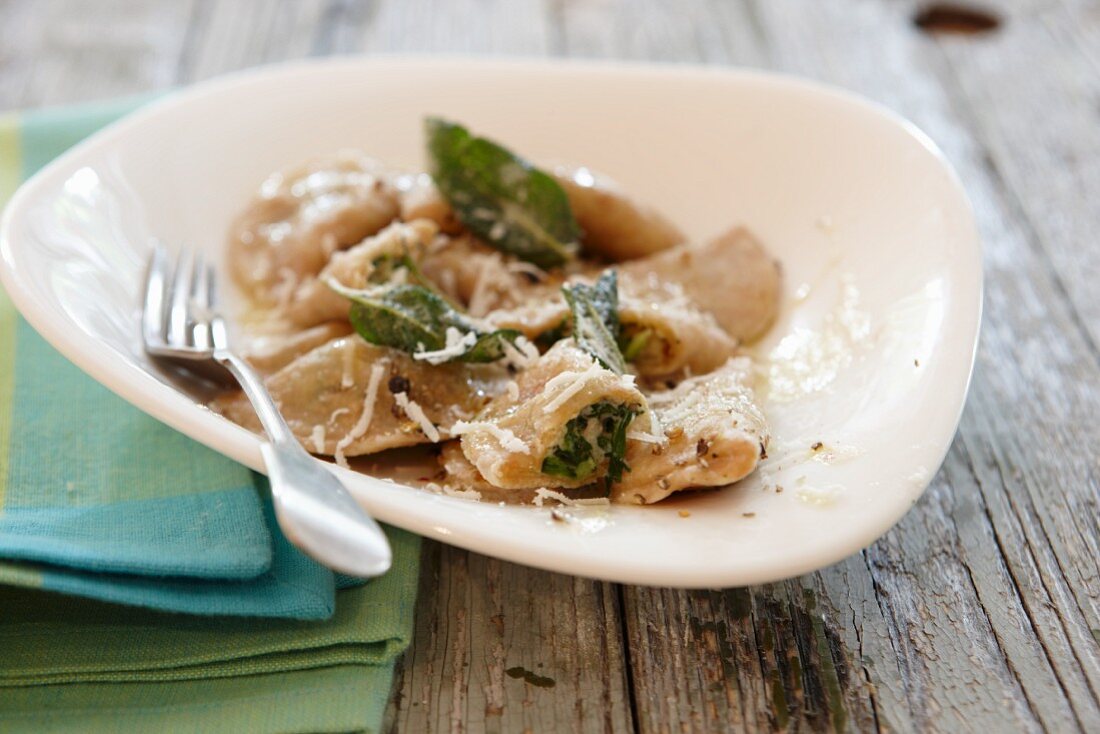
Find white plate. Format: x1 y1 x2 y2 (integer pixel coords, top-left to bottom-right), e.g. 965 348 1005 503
0 58 981 587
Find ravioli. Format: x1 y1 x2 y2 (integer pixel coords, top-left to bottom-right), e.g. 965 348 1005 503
229 151 401 306
219 118 779 506
616 357 768 504
281 219 439 327
214 335 504 459
553 165 685 261
455 340 650 490
621 227 782 343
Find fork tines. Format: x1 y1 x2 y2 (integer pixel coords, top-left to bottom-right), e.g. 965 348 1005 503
143 243 218 354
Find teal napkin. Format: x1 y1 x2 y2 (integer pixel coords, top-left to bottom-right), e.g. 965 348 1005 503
0 99 350 619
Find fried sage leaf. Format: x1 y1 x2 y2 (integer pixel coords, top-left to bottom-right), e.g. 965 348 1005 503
331 281 522 364
562 270 625 374
426 117 579 269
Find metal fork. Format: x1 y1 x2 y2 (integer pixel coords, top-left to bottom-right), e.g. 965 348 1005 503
142 243 392 578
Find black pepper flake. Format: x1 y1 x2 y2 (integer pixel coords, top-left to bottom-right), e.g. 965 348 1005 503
696 438 710 456
388 375 410 394
742 512 756 518
759 443 768 460
811 441 823 451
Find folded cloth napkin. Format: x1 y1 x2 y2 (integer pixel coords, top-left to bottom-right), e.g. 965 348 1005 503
0 99 421 732
0 98 342 618
0 526 419 733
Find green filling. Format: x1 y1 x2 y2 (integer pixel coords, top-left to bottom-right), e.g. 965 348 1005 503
541 401 639 487
619 328 653 362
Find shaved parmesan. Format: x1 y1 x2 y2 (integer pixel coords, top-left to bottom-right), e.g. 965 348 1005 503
505 260 548 282
501 335 539 371
413 326 477 365
450 420 530 454
626 430 666 445
334 362 387 466
467 254 503 317
533 488 612 508
394 391 441 442
506 380 520 400
541 360 605 414
310 425 326 453
341 340 356 389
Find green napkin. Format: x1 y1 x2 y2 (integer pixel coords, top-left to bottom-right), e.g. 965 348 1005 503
0 526 419 732
0 98 421 732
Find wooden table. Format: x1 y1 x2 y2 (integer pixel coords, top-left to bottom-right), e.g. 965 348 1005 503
3 1 1098 731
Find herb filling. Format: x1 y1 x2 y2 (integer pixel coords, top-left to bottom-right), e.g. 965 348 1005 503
541 400 639 486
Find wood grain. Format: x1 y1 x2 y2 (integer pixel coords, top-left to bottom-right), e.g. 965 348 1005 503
1 1 1097 731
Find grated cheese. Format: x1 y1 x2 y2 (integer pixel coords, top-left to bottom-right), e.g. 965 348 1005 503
505 260 548 282
506 380 520 400
626 430 666 445
310 425 326 453
468 253 528 317
341 340 356 389
657 389 707 428
533 488 612 508
394 391 441 442
541 360 605 414
450 420 530 454
647 408 665 442
467 254 501 317
501 335 539 371
334 362 387 466
413 326 476 365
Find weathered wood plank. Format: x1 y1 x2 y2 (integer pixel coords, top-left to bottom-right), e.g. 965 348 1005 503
925 0 1100 662
175 0 329 82
385 542 634 733
361 0 552 56
0 0 194 107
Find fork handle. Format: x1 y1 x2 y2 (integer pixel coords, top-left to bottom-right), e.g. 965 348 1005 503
216 351 299 447
215 350 393 578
